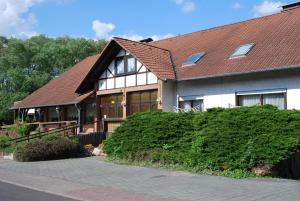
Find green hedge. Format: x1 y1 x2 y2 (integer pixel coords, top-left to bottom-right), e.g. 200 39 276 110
190 106 300 171
103 106 300 172
103 112 196 163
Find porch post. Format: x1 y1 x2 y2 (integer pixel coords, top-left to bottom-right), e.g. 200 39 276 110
95 83 101 132
95 94 101 132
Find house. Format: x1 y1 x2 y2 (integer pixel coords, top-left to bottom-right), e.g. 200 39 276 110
12 3 300 134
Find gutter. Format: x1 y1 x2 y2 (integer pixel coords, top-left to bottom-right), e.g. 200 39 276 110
177 64 300 81
11 101 79 110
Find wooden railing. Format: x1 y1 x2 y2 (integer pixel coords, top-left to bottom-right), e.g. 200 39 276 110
8 120 100 144
9 124 80 143
1 121 77 130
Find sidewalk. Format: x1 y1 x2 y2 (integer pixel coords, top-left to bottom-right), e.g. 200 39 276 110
0 157 299 201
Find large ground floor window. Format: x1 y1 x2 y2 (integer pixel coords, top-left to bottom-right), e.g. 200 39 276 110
237 91 286 109
100 94 123 118
128 90 158 115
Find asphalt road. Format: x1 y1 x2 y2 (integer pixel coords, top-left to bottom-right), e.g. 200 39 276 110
0 181 79 201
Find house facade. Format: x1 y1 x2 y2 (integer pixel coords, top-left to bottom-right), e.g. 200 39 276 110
12 3 300 133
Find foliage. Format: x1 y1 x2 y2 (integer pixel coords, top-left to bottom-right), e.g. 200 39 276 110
190 106 300 171
0 136 13 152
103 106 300 177
7 122 35 137
103 112 196 164
0 35 107 124
14 137 83 162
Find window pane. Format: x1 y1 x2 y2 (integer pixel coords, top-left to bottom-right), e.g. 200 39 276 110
129 104 139 115
179 101 192 112
117 94 123 103
99 80 106 90
192 100 204 112
150 91 157 101
129 93 140 103
263 93 285 109
117 104 123 117
141 92 150 102
151 103 158 111
127 57 136 73
231 43 255 58
108 106 116 118
140 103 150 112
239 95 261 106
116 58 124 74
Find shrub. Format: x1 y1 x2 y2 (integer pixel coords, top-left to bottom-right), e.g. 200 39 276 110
8 123 35 137
103 107 300 176
14 137 83 162
0 136 13 152
103 112 196 164
190 106 300 171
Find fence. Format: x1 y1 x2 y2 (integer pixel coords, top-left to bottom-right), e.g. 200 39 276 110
276 150 300 180
0 130 18 138
77 132 106 146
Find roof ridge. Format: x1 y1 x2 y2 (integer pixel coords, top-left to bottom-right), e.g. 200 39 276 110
151 7 297 44
113 37 170 52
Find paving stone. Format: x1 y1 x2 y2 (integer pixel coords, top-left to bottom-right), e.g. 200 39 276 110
0 157 299 201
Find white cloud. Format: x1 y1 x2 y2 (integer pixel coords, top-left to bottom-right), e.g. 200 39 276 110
253 0 284 17
92 20 116 39
171 0 196 14
121 33 174 41
92 19 173 41
233 2 242 9
0 0 43 39
182 1 196 13
172 0 184 5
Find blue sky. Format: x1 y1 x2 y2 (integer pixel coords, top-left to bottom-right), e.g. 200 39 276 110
0 0 296 40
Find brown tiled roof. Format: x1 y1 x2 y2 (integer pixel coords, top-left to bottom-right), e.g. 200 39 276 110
14 6 300 109
151 8 300 80
13 55 99 109
113 37 175 80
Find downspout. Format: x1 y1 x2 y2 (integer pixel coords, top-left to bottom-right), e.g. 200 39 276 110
168 51 178 112
75 103 81 133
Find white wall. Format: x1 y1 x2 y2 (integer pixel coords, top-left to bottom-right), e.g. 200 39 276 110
162 80 175 112
176 71 300 110
98 49 158 90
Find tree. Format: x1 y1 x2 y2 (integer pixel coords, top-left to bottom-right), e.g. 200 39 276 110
0 35 107 124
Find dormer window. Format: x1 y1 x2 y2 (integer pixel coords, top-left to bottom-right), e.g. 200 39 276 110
230 43 255 58
182 52 206 67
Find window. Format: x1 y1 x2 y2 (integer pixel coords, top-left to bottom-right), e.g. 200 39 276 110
66 106 78 121
85 103 95 124
128 90 158 115
48 107 58 122
237 91 286 109
230 43 255 58
179 99 204 112
115 57 125 75
100 94 123 118
127 56 136 73
182 52 206 66
115 55 137 75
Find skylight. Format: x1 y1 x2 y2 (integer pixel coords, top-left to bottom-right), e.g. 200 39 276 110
230 43 255 58
182 52 206 66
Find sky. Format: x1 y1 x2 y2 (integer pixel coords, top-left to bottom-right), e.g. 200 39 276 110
0 0 296 41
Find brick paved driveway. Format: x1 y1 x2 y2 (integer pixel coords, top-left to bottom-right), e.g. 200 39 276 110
0 157 299 201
